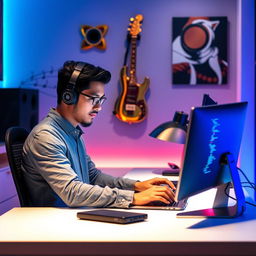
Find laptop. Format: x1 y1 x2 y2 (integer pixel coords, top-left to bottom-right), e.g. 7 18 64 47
130 180 188 210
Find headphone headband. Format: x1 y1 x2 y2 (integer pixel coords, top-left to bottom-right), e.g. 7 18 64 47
68 62 85 86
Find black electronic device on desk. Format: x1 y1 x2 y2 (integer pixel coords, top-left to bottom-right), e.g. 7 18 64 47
77 209 148 224
152 162 180 176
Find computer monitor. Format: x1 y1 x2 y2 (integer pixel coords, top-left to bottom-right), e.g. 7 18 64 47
175 102 248 218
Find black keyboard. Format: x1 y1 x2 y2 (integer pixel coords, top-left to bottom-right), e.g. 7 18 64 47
147 200 179 207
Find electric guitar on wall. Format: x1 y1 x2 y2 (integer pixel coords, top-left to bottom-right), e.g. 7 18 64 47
113 14 150 124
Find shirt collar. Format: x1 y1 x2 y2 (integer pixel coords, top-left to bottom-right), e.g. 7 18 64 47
47 108 84 138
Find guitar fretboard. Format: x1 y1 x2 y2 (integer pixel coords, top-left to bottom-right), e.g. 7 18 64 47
129 37 137 84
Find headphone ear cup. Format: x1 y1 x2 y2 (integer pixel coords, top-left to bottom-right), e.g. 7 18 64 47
62 62 85 105
62 89 77 105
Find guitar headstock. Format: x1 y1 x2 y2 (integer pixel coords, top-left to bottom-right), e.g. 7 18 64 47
128 14 143 37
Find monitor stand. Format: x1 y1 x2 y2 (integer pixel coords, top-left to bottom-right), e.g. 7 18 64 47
177 153 246 218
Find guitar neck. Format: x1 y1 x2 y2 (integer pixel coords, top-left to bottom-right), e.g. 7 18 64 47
129 37 137 84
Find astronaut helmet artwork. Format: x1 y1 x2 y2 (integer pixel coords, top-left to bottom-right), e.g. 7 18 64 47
172 17 228 85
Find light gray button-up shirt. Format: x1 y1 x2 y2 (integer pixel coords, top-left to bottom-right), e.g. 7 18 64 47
21 108 136 208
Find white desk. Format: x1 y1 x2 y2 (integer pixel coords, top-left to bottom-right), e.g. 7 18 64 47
0 168 255 256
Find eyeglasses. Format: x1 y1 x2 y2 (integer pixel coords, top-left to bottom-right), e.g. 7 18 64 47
79 92 107 106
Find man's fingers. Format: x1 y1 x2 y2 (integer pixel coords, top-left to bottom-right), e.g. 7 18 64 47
152 186 175 202
151 178 176 190
166 187 175 199
162 179 176 190
133 185 176 206
153 196 170 204
155 192 174 203
166 180 176 190
153 185 175 198
160 189 175 200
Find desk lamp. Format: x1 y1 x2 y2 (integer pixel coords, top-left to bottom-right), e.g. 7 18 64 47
149 111 188 176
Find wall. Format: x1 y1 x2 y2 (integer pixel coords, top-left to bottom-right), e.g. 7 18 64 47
239 0 255 199
3 0 241 168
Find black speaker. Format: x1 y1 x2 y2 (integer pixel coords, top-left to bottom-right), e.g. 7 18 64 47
0 88 39 142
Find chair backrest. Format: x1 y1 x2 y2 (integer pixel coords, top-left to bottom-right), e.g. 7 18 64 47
5 127 30 207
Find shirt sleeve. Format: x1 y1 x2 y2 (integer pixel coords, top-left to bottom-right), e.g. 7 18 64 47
27 131 134 208
87 155 138 190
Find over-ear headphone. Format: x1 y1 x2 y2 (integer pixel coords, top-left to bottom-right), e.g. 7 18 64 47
62 62 86 105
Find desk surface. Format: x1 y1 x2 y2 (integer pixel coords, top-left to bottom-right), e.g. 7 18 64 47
0 168 256 256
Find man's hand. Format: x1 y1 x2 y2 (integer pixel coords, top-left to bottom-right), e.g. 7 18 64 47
134 178 176 192
132 185 175 205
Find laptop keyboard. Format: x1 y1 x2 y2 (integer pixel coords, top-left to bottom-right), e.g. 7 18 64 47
147 200 179 207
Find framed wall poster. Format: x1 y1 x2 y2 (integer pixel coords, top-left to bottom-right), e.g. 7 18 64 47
172 17 228 85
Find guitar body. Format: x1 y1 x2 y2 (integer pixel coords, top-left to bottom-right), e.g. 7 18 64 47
114 66 150 123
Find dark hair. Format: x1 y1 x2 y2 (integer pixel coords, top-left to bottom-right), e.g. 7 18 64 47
57 61 111 104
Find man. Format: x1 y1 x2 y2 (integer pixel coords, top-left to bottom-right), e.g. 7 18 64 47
21 61 175 208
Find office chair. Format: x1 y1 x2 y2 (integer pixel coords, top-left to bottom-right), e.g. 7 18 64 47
5 127 30 207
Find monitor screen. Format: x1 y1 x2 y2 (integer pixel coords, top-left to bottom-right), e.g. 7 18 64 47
175 102 247 202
